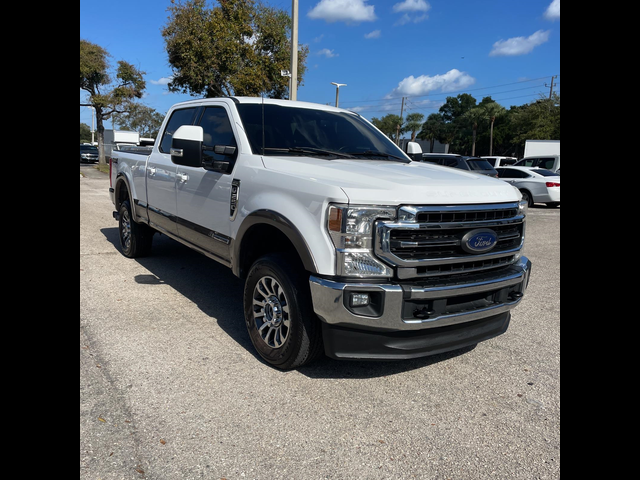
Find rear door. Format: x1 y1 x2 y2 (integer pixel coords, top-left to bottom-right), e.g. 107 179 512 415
146 106 198 236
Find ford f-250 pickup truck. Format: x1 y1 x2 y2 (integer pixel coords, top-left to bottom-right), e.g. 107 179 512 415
109 97 531 370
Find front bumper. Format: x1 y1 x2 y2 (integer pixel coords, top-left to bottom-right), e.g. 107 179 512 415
309 256 531 360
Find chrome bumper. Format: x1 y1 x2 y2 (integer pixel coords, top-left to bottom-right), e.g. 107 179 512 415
309 257 531 332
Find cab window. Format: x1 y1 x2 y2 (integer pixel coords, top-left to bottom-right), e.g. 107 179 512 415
159 107 197 153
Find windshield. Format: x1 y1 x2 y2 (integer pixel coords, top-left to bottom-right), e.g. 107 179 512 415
236 103 407 160
80 145 98 152
466 159 495 171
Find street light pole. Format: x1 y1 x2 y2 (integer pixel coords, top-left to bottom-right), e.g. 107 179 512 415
331 82 346 107
290 0 299 101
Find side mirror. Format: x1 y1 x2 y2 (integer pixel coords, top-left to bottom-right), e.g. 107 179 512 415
171 125 203 167
404 141 422 161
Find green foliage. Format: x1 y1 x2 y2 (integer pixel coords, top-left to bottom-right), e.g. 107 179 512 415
404 112 424 141
80 39 147 163
371 114 402 142
80 123 92 143
417 93 560 156
162 0 308 98
112 104 165 138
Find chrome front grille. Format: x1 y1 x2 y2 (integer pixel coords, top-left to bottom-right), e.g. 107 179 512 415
375 203 525 280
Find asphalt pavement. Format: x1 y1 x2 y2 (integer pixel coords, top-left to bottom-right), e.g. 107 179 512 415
80 163 560 479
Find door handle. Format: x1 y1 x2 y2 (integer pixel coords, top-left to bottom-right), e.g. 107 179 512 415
177 172 189 183
148 167 156 176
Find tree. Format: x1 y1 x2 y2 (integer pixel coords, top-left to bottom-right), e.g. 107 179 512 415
162 0 308 99
112 104 165 138
80 123 92 144
80 40 146 164
417 113 446 153
438 94 477 154
463 98 506 156
371 114 403 142
404 112 424 142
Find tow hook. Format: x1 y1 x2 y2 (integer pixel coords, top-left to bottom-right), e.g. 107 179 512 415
413 307 435 319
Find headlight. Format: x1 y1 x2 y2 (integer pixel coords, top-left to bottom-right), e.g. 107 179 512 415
515 199 528 260
518 199 528 217
327 205 396 277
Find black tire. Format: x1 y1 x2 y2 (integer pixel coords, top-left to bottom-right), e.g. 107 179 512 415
243 254 323 370
118 200 153 258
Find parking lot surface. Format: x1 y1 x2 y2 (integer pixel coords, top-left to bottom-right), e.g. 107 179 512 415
80 164 559 479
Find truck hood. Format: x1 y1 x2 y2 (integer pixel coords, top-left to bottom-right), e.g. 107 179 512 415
261 156 520 205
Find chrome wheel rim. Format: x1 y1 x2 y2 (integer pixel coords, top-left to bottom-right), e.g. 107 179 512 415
252 276 290 348
120 209 132 251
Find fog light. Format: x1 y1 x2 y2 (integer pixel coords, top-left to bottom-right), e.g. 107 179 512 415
350 293 370 307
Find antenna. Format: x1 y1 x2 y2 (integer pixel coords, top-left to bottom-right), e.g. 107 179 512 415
261 95 265 156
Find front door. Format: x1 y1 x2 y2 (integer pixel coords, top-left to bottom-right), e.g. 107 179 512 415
175 104 239 263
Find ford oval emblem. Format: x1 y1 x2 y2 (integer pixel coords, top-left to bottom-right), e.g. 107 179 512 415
461 229 498 254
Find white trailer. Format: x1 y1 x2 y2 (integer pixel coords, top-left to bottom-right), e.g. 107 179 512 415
524 140 560 157
103 130 141 158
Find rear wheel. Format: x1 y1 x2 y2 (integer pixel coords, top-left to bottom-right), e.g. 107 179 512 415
118 200 153 258
243 254 323 369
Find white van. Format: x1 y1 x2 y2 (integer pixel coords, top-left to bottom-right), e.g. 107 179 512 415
481 156 518 167
514 155 560 174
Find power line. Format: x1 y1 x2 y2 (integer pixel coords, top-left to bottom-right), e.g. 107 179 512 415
338 75 558 106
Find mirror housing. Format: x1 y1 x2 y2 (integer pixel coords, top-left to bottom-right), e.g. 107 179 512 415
171 125 203 167
404 141 423 161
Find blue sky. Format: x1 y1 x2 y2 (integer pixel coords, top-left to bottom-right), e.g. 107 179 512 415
80 0 560 130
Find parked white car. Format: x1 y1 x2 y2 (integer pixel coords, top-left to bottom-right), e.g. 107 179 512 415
495 166 560 207
481 156 518 167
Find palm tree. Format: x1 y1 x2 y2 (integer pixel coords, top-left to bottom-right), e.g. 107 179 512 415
463 101 505 156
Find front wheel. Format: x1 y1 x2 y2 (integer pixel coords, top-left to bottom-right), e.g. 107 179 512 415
243 254 323 370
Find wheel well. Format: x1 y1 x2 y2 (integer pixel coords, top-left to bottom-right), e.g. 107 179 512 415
115 177 130 211
237 224 302 280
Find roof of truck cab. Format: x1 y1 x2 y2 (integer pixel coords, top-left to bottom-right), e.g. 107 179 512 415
169 96 356 115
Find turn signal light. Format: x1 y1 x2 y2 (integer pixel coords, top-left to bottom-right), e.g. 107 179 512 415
328 206 342 232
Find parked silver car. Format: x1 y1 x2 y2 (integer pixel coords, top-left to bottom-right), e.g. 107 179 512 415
496 166 560 207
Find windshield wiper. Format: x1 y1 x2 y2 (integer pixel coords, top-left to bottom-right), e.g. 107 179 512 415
346 150 410 162
263 147 355 159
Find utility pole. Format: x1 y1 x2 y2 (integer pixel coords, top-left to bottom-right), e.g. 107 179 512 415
290 0 299 101
547 75 557 99
396 96 405 146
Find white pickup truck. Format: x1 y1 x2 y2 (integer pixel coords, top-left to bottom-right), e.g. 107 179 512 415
109 97 531 370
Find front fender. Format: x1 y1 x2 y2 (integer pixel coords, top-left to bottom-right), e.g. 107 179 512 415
232 210 317 277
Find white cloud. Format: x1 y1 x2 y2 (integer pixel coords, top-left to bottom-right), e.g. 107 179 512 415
364 30 381 39
392 0 430 26
489 30 551 56
544 0 560 20
394 13 428 26
392 0 430 13
317 48 338 58
387 69 476 97
308 0 376 23
151 76 173 86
